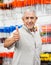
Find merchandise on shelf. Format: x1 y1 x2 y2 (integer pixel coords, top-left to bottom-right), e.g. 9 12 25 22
40 52 51 61
0 0 51 9
0 52 14 65
40 24 51 44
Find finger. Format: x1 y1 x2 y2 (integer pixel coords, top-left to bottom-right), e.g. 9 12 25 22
16 27 19 34
14 35 20 41
16 27 19 32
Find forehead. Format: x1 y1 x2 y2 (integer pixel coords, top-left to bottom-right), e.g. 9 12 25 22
24 11 35 17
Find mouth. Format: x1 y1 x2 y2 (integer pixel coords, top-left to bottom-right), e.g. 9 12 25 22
27 23 34 26
27 22 34 25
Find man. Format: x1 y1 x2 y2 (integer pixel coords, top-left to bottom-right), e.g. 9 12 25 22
4 9 42 65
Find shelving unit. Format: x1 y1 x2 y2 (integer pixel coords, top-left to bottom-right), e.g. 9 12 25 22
40 24 51 65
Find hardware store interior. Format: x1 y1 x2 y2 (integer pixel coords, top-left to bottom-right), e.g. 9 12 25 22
0 0 51 65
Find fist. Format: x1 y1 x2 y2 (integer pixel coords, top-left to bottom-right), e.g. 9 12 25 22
13 27 20 42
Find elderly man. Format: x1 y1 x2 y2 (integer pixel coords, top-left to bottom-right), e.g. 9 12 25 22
4 9 42 65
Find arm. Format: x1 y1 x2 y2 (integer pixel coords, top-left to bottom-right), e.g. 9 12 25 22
4 28 20 48
4 37 16 48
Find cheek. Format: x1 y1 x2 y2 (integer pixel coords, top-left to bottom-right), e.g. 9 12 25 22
33 19 36 23
23 20 27 25
25 22 28 25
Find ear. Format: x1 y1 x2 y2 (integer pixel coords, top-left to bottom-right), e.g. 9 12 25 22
22 17 24 21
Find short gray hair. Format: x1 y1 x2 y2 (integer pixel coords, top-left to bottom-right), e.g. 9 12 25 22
22 8 36 17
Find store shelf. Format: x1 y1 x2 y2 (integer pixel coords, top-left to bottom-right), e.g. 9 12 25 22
42 44 51 52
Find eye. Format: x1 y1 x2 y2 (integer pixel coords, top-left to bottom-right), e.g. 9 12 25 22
25 17 29 19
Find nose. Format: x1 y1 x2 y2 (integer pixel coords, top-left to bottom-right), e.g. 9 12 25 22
28 18 31 22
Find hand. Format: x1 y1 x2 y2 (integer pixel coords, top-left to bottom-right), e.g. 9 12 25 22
13 27 20 42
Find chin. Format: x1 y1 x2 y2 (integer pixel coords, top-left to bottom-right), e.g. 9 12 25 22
27 25 34 29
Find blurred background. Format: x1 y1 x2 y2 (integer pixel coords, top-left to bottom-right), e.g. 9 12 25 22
0 0 51 65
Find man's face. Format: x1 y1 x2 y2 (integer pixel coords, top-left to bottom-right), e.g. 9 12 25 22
22 11 37 29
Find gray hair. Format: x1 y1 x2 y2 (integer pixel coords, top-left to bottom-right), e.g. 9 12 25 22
22 8 36 17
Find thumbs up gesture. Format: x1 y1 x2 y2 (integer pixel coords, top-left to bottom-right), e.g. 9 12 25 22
13 27 20 42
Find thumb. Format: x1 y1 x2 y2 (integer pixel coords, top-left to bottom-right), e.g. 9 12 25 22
16 27 19 32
